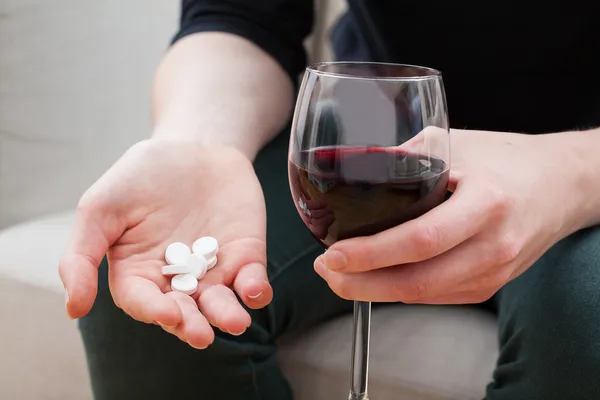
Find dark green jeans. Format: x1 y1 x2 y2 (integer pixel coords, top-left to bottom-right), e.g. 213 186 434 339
79 132 600 400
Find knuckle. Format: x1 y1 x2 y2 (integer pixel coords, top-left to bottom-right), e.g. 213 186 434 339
477 270 511 297
484 275 505 292
471 290 495 303
76 192 103 216
492 267 516 289
393 279 428 303
492 235 520 264
328 276 353 301
486 187 512 218
410 224 444 259
359 240 379 270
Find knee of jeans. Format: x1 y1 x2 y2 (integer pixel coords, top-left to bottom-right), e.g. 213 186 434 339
491 226 600 398
535 227 600 357
494 314 600 399
491 302 600 399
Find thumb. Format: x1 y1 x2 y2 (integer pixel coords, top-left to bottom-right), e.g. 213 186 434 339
59 201 125 319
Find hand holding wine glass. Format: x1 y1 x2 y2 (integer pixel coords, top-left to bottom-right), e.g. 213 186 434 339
314 128 586 305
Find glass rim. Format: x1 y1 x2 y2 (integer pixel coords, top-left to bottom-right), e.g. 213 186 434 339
306 61 442 81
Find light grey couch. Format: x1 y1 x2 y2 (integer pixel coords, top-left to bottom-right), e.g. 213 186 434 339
0 1 498 399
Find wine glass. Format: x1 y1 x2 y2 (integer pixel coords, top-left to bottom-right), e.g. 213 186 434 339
287 62 450 400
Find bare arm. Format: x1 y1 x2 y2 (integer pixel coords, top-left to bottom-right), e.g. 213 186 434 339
151 32 295 160
548 128 600 231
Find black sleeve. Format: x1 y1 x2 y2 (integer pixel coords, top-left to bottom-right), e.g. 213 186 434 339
173 0 314 84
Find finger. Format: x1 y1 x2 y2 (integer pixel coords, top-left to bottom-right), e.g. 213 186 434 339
306 208 330 219
162 292 215 349
396 130 425 152
312 213 335 226
316 236 504 302
111 276 182 327
59 204 125 319
373 236 510 301
233 262 273 309
397 126 447 153
305 199 327 209
415 290 495 305
324 179 496 272
308 212 334 228
197 285 251 336
315 257 398 302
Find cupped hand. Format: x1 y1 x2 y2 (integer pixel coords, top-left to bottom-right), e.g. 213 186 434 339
314 129 581 304
59 139 272 349
296 195 335 240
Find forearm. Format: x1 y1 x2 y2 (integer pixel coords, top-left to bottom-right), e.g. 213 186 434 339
151 32 295 160
541 128 600 232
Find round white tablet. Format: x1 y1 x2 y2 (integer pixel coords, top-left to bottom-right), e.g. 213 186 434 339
207 255 218 270
192 236 219 259
171 273 198 296
186 253 208 279
165 242 192 265
161 264 190 276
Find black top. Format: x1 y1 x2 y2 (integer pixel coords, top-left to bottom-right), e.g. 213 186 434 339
174 0 600 133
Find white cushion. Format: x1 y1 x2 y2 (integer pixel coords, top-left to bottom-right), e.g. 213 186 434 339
279 306 497 400
0 211 74 294
0 211 89 398
0 277 92 400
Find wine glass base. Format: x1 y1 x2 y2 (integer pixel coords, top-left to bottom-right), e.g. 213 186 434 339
348 393 369 400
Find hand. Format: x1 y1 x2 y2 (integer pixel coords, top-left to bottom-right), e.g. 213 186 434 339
314 129 581 304
299 197 335 240
59 139 272 349
289 167 335 240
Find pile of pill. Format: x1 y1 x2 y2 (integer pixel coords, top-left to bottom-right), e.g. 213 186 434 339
161 237 219 296
298 198 312 217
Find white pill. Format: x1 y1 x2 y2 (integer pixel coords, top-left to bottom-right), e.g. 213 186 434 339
171 273 198 296
192 236 219 259
207 255 218 270
161 264 190 276
165 242 192 265
186 253 208 279
419 159 432 168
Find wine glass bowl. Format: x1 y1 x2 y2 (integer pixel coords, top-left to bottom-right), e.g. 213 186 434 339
287 62 450 400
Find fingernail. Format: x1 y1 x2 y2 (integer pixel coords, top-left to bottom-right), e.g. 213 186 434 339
227 329 245 336
65 290 74 320
248 291 263 300
314 257 328 279
324 250 347 271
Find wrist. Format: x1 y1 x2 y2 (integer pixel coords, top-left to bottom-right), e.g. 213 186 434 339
150 127 260 161
568 128 600 230
539 129 600 234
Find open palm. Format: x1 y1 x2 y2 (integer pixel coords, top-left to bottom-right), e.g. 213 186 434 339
59 139 272 349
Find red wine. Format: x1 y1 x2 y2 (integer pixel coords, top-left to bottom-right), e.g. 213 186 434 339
288 146 449 247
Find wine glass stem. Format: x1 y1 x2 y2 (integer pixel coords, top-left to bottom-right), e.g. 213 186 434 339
349 300 371 400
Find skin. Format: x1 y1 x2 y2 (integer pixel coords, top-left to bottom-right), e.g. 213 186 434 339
59 32 294 349
315 128 600 304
